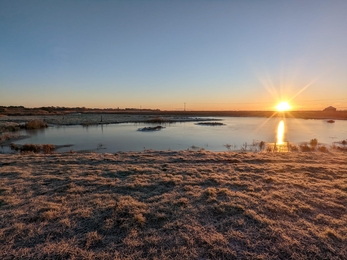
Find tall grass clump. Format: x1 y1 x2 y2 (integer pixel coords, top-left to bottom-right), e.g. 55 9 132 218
9 143 55 153
146 117 172 124
0 133 19 143
317 145 329 153
337 140 347 151
0 122 21 133
309 138 318 149
300 144 312 152
299 138 320 152
21 144 42 153
42 144 55 154
25 119 47 129
259 141 265 150
332 140 347 151
288 143 299 152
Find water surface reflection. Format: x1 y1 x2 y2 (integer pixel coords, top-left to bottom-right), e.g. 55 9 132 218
277 120 285 145
8 117 347 152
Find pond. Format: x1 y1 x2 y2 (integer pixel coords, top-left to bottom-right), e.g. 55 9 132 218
2 117 347 153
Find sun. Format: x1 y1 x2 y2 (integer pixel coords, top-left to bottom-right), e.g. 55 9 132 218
276 101 291 111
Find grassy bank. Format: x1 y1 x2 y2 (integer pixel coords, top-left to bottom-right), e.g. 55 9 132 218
0 151 346 259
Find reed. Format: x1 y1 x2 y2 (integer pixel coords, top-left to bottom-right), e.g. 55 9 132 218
25 119 47 129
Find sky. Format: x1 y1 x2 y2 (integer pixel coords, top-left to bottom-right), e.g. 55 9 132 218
1 0 347 111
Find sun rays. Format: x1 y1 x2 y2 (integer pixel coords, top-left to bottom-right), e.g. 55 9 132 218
253 71 320 143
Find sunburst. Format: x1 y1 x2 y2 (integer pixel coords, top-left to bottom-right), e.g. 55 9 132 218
276 101 291 111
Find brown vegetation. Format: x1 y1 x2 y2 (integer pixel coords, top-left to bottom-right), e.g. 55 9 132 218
0 133 19 143
25 119 47 130
196 122 224 126
0 151 346 259
146 117 173 124
0 123 23 144
10 143 55 154
0 122 21 133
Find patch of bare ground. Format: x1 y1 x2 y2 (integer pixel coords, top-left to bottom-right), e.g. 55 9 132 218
0 151 346 259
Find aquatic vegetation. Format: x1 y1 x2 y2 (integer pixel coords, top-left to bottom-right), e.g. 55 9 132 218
146 117 172 124
317 145 329 153
138 125 165 131
224 143 232 150
25 119 47 129
288 143 299 152
258 141 265 150
10 143 55 154
0 122 21 133
332 140 347 151
195 122 224 126
300 144 313 152
310 138 318 148
20 143 42 153
42 144 55 154
0 133 19 143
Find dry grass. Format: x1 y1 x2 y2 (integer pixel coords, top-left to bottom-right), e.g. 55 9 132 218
0 123 22 144
9 144 55 154
0 122 21 133
0 133 20 143
25 119 47 129
146 117 173 124
0 150 346 259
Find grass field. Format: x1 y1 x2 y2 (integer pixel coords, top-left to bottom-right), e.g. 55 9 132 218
0 150 346 259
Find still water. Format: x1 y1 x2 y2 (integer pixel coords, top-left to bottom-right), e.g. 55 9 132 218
5 117 347 153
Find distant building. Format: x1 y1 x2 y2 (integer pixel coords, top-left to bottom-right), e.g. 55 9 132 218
323 106 337 112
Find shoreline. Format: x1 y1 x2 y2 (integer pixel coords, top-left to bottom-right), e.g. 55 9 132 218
1 110 347 124
0 111 346 129
0 114 222 126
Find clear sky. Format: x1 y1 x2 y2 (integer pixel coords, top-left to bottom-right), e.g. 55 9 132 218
1 0 347 110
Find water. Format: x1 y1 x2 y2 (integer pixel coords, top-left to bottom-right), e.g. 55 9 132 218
4 117 347 153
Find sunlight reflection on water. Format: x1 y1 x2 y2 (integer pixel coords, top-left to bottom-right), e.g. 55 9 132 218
277 120 285 144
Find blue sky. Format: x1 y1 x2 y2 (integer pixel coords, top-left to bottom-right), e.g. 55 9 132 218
1 0 347 110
